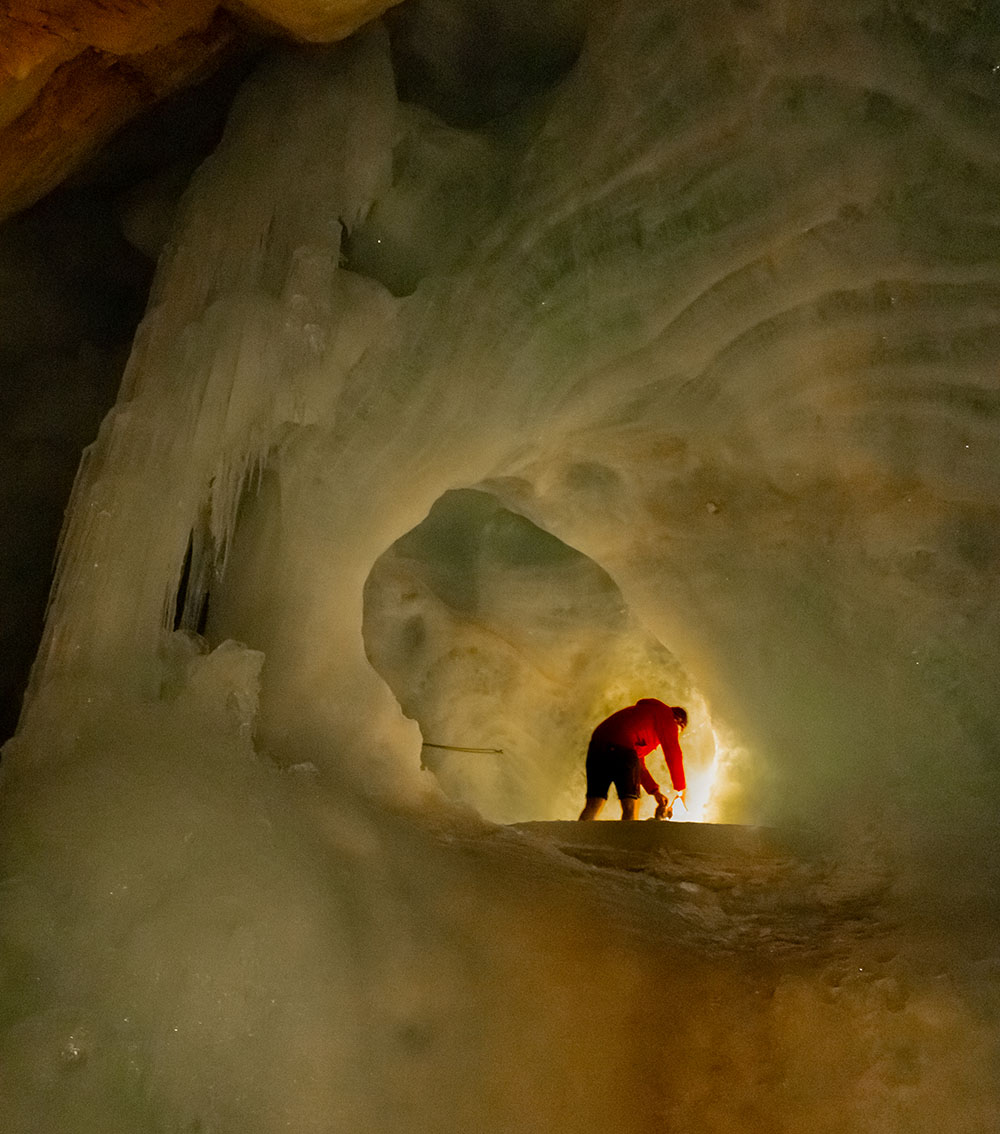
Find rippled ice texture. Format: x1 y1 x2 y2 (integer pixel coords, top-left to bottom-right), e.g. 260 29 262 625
2 2 999 1130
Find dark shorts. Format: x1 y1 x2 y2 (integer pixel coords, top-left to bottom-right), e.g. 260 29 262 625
585 740 641 801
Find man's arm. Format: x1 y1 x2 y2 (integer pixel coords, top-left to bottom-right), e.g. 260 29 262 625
654 706 686 791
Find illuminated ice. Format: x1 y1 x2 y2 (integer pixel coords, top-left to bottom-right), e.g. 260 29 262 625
2 2 1000 1131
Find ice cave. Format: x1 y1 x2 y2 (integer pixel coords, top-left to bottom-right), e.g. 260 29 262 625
1 0 999 1130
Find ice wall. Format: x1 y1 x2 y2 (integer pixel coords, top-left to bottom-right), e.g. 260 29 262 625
2 1 1000 1130
209 0 1000 845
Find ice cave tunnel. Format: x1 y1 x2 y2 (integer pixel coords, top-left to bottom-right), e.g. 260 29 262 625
1 1 1000 1131
361 486 724 824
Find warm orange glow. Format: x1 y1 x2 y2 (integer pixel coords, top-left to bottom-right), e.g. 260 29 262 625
632 726 727 823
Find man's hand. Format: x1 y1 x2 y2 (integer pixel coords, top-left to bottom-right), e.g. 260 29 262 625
672 789 688 811
653 790 672 819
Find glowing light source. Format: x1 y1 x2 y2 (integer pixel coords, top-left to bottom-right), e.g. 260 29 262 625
632 726 729 823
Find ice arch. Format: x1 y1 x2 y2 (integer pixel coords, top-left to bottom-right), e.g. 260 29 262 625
362 487 725 823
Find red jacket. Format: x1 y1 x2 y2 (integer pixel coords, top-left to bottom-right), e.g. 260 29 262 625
591 698 686 795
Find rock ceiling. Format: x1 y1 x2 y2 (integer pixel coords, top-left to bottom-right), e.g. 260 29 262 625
0 0 402 222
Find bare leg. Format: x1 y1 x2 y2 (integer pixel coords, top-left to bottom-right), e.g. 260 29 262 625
620 797 639 821
579 797 606 820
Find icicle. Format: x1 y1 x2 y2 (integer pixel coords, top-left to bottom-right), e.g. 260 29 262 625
27 30 398 704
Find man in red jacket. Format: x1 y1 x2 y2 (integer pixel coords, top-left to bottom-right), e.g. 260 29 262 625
579 698 688 820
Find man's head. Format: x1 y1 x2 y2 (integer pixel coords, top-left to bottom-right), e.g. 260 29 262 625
671 706 688 731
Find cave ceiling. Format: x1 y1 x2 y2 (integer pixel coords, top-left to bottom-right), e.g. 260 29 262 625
0 0 403 223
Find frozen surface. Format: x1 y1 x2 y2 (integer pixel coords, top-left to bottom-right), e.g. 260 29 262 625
3 1 1000 1130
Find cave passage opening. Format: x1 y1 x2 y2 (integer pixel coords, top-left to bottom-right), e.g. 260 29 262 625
362 487 728 824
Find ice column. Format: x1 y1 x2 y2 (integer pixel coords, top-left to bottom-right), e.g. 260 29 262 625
27 31 398 708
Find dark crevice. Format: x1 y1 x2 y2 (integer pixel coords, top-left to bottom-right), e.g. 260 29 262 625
385 0 586 127
173 534 211 637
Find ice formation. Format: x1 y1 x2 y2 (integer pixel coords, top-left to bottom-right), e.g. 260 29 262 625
2 2 999 1130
